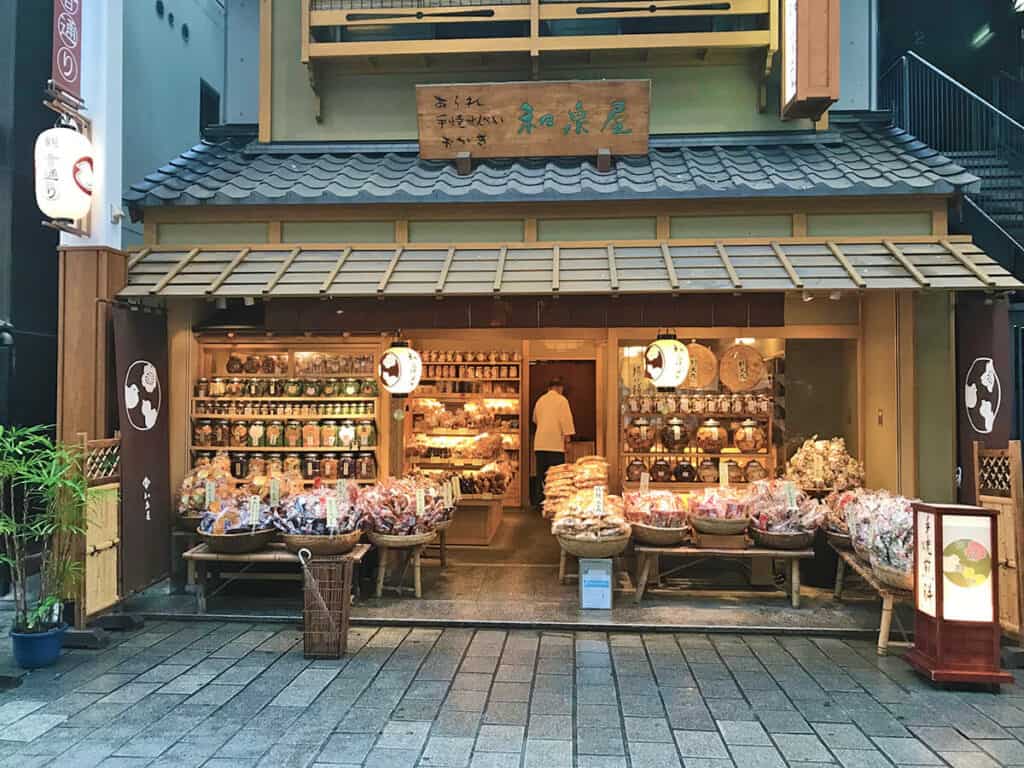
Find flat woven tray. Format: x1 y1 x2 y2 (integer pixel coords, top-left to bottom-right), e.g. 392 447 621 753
750 528 815 550
281 530 362 556
368 531 437 548
631 523 689 547
691 516 750 535
197 528 276 554
557 533 630 559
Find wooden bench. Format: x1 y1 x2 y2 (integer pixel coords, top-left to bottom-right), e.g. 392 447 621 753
831 545 911 656
182 542 371 614
634 544 814 607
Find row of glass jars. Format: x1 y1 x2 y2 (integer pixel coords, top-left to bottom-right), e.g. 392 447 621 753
423 364 520 380
193 419 377 449
195 451 378 482
625 456 769 484
624 392 771 416
195 400 374 417
196 377 378 399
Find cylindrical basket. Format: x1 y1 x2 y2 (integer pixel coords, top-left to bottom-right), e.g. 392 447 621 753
871 559 913 591
691 516 750 535
197 528 276 554
825 529 853 550
631 523 689 547
282 529 362 556
750 528 815 550
368 531 437 548
557 533 630 559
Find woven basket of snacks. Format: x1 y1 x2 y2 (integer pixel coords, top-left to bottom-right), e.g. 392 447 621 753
691 516 750 535
557 533 631 559
871 561 913 592
433 518 454 533
177 513 204 532
631 523 689 547
368 531 437 548
281 530 362 556
825 529 852 550
750 528 815 550
197 528 276 555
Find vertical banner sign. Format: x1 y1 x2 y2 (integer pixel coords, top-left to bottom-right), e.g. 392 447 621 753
51 0 83 100
956 293 1011 505
113 305 171 593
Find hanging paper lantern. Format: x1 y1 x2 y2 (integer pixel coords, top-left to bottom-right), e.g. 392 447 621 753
379 340 423 397
644 332 690 391
34 126 94 222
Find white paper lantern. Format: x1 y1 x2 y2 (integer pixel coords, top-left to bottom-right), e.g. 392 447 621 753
379 340 423 397
644 332 690 391
34 126 94 222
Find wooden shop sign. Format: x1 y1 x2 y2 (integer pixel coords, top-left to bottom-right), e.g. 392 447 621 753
781 0 840 120
416 80 650 160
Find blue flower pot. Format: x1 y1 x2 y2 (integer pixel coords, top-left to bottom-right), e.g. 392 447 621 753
10 624 68 669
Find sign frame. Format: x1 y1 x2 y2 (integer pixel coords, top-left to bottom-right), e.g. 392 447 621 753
780 0 840 121
51 0 83 102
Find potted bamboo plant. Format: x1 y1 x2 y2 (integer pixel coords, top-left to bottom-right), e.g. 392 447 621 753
0 425 88 668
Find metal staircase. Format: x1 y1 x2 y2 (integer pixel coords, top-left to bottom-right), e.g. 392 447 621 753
881 52 1024 278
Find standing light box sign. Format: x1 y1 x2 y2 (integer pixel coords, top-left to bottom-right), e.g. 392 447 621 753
644 333 690 392
906 502 1012 685
34 126 94 222
379 340 423 397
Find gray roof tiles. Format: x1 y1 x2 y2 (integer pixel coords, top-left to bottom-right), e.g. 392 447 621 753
123 115 979 210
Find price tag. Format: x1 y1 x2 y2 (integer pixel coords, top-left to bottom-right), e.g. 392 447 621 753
416 488 426 516
248 495 260 527
326 496 339 530
784 481 797 508
204 480 215 508
443 483 453 508
719 460 729 489
269 478 281 507
639 472 650 494
454 477 463 501
594 485 606 516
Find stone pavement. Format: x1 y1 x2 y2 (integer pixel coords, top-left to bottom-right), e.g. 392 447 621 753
0 621 1022 768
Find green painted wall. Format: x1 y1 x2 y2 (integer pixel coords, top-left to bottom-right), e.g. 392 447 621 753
807 212 934 236
537 217 656 241
282 221 396 243
272 3 812 141
157 222 269 245
408 220 525 243
915 291 955 502
670 215 793 239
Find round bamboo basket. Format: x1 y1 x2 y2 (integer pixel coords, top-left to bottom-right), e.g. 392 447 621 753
691 516 750 535
631 523 689 547
368 531 437 548
750 528 815 550
852 538 872 563
871 560 913 592
825 529 853 550
197 527 276 554
557 533 630 559
685 343 718 389
281 529 362 556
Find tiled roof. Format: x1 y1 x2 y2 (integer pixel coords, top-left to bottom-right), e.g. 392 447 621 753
120 237 1020 299
123 114 979 210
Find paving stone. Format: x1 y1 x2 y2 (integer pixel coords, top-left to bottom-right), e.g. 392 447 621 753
363 747 419 768
909 725 977 752
113 733 179 758
488 682 530 703
939 752 1002 768
575 758 629 768
75 675 137 695
98 682 162 704
0 714 67 742
394 698 442 721
94 757 154 767
577 704 621 728
974 738 1024 765
530 691 572 716
452 673 493 692
628 740 682 768
757 710 812 734
523 738 573 768
255 742 323 768
444 690 488 713
674 730 729 759
871 737 943 765
483 701 528 726
468 753 521 768
336 707 392 733
677 760 735 768
406 680 450 700
217 728 280 759
318 733 376 764
495 665 533 683
811 723 874 750
726 745 787 768
459 657 499 675
576 726 625 756
771 733 832 762
624 716 673 743
717 720 770 746
475 724 525 753
376 720 431 751
0 700 47 724
418 736 474 768
431 710 481 738
204 759 261 768
831 748 895 768
527 713 572 740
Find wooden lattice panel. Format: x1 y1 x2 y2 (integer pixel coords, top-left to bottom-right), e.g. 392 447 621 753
979 452 1012 498
83 438 121 486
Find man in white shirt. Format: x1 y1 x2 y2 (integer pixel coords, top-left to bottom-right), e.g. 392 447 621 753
533 377 575 504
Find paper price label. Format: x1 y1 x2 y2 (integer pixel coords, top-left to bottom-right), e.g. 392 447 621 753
719 460 729 489
594 485 606 516
454 477 462 501
639 472 650 493
784 481 797 508
443 483 453 508
269 478 281 507
326 496 339 530
416 488 426 516
205 480 216 508
248 496 260 527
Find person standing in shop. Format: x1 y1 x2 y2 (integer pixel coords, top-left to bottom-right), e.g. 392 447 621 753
533 377 575 505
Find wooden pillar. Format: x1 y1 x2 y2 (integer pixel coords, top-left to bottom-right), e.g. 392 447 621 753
57 246 127 443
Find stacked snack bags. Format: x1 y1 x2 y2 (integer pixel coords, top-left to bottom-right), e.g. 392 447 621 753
541 456 609 518
747 480 825 533
786 436 865 491
623 490 690 529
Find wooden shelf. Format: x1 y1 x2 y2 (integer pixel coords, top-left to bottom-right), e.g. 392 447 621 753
410 458 495 468
193 396 375 403
421 377 521 383
412 394 520 401
622 481 753 490
621 451 770 459
413 429 519 437
191 446 378 453
623 411 771 420
192 414 375 421
204 373 373 380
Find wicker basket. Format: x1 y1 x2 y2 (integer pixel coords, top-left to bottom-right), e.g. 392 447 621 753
750 528 815 550
368 531 437 548
197 527 276 554
282 529 362 556
825 529 853 550
852 539 872 563
434 518 454 533
177 513 204 532
631 523 689 547
871 559 913 592
691 516 750 535
557 533 630 559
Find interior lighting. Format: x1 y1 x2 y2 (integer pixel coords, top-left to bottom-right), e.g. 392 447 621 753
644 331 691 391
735 337 755 345
829 290 841 301
801 290 814 303
379 339 423 397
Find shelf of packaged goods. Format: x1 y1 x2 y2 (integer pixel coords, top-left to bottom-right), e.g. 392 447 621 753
420 377 521 383
412 394 520 402
192 396 377 403
192 414 375 421
204 373 374 380
413 429 520 437
410 458 494 468
621 481 752 490
623 411 771 420
621 451 770 459
224 476 377 486
191 446 378 453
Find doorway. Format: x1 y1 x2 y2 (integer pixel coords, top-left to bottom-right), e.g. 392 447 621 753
528 359 598 506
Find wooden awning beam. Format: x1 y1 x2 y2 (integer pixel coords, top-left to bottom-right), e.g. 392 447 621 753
882 240 930 288
320 247 352 293
435 246 456 294
493 246 509 293
207 248 252 295
151 248 199 295
942 238 996 287
826 242 866 289
769 241 803 288
127 248 151 271
715 241 742 289
607 244 619 291
377 246 404 294
263 248 302 294
552 245 560 292
660 242 680 291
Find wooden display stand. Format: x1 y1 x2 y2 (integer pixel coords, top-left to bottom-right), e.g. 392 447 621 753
373 535 437 598
832 546 911 656
447 494 503 546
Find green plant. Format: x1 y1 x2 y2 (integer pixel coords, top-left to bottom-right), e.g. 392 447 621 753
0 425 88 633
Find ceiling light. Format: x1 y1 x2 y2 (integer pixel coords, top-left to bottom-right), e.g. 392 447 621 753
735 337 755 345
970 24 994 49
801 290 814 303
829 291 841 301
243 296 255 307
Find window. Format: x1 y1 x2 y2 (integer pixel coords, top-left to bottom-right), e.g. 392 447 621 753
200 80 221 136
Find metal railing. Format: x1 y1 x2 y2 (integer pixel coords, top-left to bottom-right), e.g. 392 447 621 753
880 52 1024 249
993 71 1024 125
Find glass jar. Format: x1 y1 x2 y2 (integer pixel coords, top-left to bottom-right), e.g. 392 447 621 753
695 419 727 453
230 452 248 479
342 378 360 397
673 459 697 483
213 419 231 447
227 378 244 397
302 422 320 448
660 417 688 452
230 420 249 447
320 456 339 481
744 459 768 482
697 458 719 484
625 458 647 482
284 453 301 474
285 420 302 448
261 355 277 375
356 452 377 480
265 378 281 397
356 419 377 447
338 420 356 450
651 458 673 483
625 417 655 453
284 379 302 397
245 378 266 397
339 453 356 479
226 355 243 374
733 419 766 453
361 379 378 396
193 419 213 447
195 378 210 398
301 453 320 480
243 355 261 374
303 379 322 398
248 456 267 478
266 420 284 448
726 460 743 484
321 379 339 398
266 453 283 475
209 378 227 397
248 421 266 447
320 420 339 448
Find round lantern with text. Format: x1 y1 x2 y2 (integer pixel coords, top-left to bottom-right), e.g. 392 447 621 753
644 333 690 391
379 341 423 397
34 126 94 222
